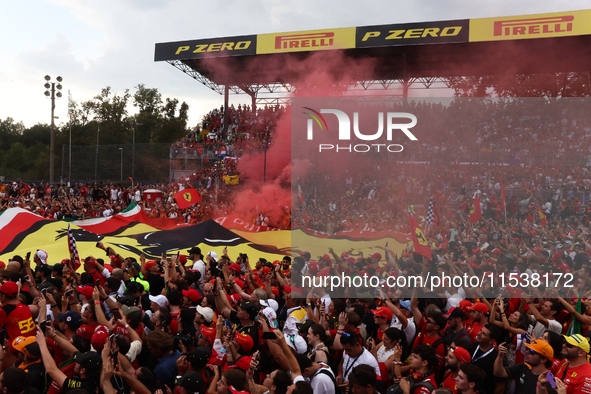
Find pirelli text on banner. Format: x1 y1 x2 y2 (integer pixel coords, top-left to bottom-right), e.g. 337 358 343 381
256 27 356 54
356 19 469 48
154 34 257 61
469 9 591 42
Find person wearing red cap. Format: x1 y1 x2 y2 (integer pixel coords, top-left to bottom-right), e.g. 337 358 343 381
370 306 393 342
232 331 254 359
442 345 472 394
0 281 35 345
182 288 202 308
82 256 107 288
494 339 557 394
549 252 570 275
466 302 489 344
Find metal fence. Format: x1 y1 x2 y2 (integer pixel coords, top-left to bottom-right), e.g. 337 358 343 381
63 142 591 185
64 143 171 184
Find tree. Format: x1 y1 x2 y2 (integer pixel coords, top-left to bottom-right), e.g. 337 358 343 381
133 84 163 143
0 118 25 152
448 72 591 97
155 98 189 143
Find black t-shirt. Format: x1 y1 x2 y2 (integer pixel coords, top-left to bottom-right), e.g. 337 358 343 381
470 344 502 394
442 327 471 348
147 273 165 296
16 360 46 394
63 376 102 394
230 310 259 352
506 363 558 394
574 252 590 270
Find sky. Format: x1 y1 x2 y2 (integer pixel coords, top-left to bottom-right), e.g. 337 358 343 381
1 0 589 129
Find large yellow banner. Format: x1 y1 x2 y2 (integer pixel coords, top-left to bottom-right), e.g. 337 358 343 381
257 27 356 54
469 9 591 42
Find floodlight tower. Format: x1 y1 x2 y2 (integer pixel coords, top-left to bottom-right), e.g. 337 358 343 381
44 75 63 185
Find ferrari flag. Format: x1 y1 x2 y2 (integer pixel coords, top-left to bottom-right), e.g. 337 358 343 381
469 193 482 224
536 201 548 227
409 212 431 260
174 188 201 209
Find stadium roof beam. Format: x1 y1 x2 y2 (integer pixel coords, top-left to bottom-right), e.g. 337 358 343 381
157 10 591 101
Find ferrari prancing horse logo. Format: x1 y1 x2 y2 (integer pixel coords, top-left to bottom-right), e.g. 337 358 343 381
415 228 428 246
184 192 192 202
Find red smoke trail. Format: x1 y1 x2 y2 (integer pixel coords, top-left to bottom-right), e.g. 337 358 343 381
201 50 394 227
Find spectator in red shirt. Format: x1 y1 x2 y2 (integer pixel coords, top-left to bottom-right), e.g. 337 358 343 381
412 313 446 370
442 345 472 394
553 334 591 394
466 302 489 343
398 344 438 394
0 282 36 342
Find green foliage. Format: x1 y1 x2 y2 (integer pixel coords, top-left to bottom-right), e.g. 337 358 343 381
0 84 190 181
448 72 591 98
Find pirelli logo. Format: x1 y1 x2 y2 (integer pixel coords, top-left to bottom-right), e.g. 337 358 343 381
470 10 591 42
493 16 574 37
275 33 334 49
257 27 355 54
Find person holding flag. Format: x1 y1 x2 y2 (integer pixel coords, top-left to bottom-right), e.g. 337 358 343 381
535 200 548 227
554 290 590 336
409 211 431 260
426 195 446 243
469 192 482 224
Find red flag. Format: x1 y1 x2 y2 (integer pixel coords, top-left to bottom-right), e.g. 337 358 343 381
501 177 506 213
536 201 548 226
469 193 482 224
433 199 446 243
409 212 432 260
174 188 201 209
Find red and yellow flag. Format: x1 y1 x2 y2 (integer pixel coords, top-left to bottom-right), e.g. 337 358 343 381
174 188 201 209
409 212 431 260
536 202 547 226
469 193 482 224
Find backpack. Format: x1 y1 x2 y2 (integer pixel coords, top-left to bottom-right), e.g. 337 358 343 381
315 365 337 394
386 376 435 394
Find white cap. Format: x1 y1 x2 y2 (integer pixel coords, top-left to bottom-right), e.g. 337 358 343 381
207 251 218 260
148 295 169 308
196 306 215 323
262 307 277 328
36 250 48 264
286 333 307 354
260 299 279 312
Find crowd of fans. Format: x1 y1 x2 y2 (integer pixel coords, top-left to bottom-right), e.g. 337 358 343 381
0 178 239 225
1 99 591 394
170 104 286 157
0 221 591 394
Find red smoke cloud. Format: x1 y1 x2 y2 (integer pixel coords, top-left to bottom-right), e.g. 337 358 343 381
201 50 384 226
